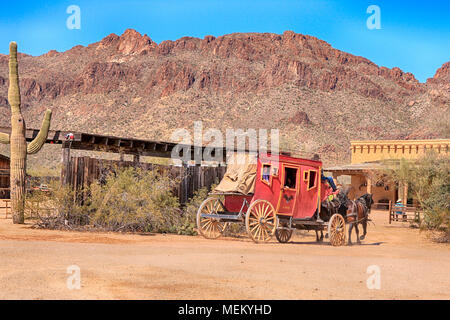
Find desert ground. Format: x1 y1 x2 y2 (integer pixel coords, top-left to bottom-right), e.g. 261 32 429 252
0 209 448 300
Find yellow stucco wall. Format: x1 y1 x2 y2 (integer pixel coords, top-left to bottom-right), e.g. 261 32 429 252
348 175 396 206
350 139 450 164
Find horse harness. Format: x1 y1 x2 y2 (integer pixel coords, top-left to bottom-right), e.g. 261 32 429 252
347 199 369 224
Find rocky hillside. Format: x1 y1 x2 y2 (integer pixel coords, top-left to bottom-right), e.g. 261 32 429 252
0 29 448 167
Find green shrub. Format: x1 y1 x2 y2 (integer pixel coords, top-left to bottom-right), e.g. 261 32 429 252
384 151 450 237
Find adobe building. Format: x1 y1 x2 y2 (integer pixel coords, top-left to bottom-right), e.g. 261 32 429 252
0 154 10 199
325 139 450 208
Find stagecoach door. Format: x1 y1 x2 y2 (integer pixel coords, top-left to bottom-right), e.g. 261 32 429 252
276 164 299 215
296 167 320 219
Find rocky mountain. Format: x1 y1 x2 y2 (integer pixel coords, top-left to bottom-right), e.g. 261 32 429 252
0 29 448 167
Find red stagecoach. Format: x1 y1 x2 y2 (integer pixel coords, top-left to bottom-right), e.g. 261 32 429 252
196 153 347 245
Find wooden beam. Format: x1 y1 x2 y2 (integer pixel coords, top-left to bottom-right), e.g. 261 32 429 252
140 150 173 158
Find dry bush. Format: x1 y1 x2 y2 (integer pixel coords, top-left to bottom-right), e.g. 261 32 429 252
32 167 183 233
88 167 180 232
28 181 89 229
31 167 232 237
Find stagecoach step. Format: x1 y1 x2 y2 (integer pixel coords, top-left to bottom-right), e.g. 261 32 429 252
200 213 242 221
292 219 327 226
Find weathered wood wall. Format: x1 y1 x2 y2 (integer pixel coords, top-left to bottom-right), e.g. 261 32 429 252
65 156 226 205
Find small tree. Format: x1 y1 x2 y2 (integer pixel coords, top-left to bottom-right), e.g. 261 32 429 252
383 151 449 236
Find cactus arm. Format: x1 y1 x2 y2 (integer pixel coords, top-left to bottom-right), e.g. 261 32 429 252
27 109 52 154
0 132 10 144
8 42 21 115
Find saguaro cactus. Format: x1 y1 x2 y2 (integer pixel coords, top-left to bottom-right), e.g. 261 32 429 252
0 42 52 224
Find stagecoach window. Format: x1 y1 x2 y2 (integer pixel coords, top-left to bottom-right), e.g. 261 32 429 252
284 167 297 189
303 171 309 181
262 164 271 183
308 170 318 190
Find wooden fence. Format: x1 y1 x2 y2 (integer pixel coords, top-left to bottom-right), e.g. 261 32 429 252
0 199 11 219
388 200 422 224
64 156 226 205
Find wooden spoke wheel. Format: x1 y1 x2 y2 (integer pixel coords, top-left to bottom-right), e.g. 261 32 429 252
196 197 227 239
328 213 346 246
275 228 293 243
246 200 278 243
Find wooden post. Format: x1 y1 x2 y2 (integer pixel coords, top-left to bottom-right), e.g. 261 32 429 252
72 157 78 202
82 157 90 203
182 162 189 205
403 183 408 205
178 165 183 204
200 165 205 188
133 154 140 163
195 157 201 190
119 153 124 162
388 200 392 224
332 173 338 184
366 176 372 194
61 141 71 185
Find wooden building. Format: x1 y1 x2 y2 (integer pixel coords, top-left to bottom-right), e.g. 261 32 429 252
0 154 10 199
326 139 450 207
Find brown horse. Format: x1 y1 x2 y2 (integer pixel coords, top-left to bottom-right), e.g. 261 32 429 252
346 193 373 245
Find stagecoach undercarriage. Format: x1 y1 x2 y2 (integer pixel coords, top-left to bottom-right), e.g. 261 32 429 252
197 196 347 246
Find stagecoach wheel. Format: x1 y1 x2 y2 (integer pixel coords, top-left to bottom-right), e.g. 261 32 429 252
246 200 278 243
275 228 293 243
328 213 346 246
196 197 227 239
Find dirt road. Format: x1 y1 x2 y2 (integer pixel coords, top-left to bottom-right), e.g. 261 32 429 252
0 210 448 299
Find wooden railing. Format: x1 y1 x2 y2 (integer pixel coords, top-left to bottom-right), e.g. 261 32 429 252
1 199 57 219
26 199 56 219
0 199 11 219
371 202 390 210
388 200 422 224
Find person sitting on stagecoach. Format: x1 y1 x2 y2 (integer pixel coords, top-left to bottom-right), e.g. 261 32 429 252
262 165 270 182
321 169 337 192
312 154 337 192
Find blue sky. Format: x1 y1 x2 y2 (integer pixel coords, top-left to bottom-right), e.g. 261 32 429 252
0 0 448 82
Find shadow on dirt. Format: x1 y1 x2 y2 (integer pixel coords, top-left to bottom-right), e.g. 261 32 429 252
283 241 385 246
